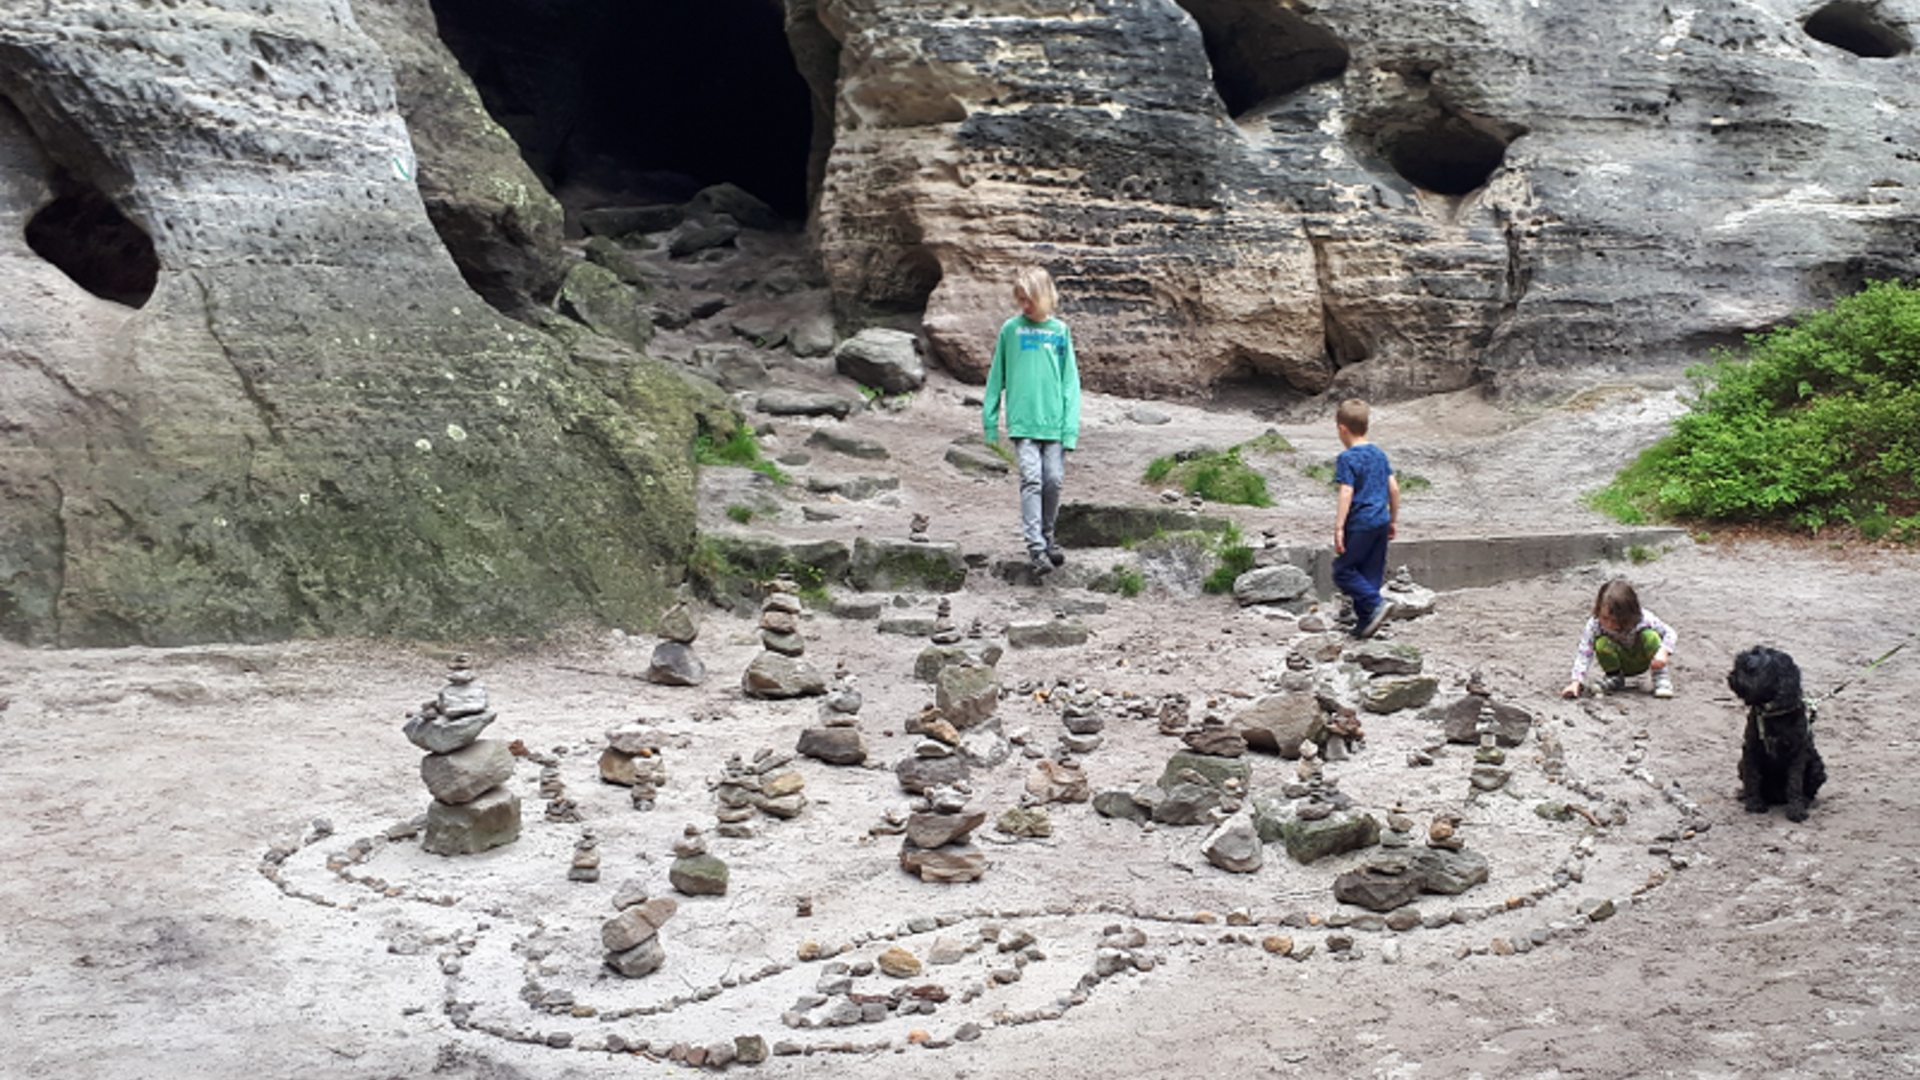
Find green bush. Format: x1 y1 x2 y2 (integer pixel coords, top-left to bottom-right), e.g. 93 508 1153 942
695 420 790 485
1110 564 1146 598
725 504 754 524
1592 279 1920 536
1142 445 1274 507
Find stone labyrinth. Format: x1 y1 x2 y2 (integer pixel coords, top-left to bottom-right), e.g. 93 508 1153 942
258 577 1714 1070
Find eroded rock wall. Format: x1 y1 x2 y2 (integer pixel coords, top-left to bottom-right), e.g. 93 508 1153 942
799 0 1920 397
0 0 710 646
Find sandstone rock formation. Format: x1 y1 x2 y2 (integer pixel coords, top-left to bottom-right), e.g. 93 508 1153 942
0 2 720 645
791 0 1920 397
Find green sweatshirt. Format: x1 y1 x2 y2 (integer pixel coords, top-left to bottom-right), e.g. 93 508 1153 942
982 314 1082 449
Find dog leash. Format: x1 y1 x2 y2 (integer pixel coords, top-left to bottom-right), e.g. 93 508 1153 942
1810 627 1920 706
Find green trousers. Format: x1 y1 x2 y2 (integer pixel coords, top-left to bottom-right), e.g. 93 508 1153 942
1594 628 1663 677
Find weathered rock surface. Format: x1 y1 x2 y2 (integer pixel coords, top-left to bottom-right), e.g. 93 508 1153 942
798 0 1920 400
419 740 515 805
0 1 721 646
1443 697 1536 746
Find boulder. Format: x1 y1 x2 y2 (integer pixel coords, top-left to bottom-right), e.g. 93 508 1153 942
898 842 987 883
850 537 967 593
833 328 926 394
647 642 706 686
1443 697 1536 746
805 429 890 460
896 755 971 794
421 787 522 856
688 183 780 231
756 389 859 419
906 810 986 848
742 653 827 699
1348 640 1424 676
402 709 495 755
1232 565 1315 607
605 937 667 979
1280 812 1382 865
420 740 515 805
1360 675 1441 714
1151 781 1225 826
557 261 651 353
669 853 730 896
1157 750 1252 792
1333 868 1425 913
1237 694 1327 757
1202 816 1265 873
797 727 867 766
935 662 1001 728
1005 619 1090 649
1092 789 1148 822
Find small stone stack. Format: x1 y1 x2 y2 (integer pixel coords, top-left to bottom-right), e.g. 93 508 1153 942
600 724 668 810
742 578 827 699
899 783 986 883
1469 701 1513 793
669 824 730 896
1058 686 1105 754
648 602 706 686
602 885 678 978
929 598 960 643
404 655 521 857
909 513 931 543
570 830 601 882
714 749 808 838
797 667 867 765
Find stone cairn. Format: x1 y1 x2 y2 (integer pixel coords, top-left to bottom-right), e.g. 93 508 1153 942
742 576 827 700
599 724 667 811
1056 684 1106 754
899 782 986 883
570 829 600 882
669 824 729 897
1469 701 1512 794
647 601 706 687
403 654 521 856
713 748 807 838
542 754 582 823
908 512 931 543
796 665 867 766
601 882 679 979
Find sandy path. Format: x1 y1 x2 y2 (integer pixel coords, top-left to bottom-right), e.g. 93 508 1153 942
3 378 1918 1080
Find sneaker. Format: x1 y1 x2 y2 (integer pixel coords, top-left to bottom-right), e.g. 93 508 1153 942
1046 545 1067 567
1600 674 1627 693
1357 600 1395 639
1029 552 1054 578
1651 669 1674 698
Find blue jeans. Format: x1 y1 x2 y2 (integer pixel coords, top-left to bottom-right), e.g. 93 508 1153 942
1014 438 1064 556
1333 521 1390 625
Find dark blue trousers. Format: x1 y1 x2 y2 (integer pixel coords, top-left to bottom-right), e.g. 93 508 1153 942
1333 522 1391 625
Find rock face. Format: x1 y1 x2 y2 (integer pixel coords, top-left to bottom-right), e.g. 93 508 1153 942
0 1 722 646
793 0 1920 398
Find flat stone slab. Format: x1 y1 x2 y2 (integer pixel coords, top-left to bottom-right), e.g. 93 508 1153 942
1005 619 1089 649
850 537 966 593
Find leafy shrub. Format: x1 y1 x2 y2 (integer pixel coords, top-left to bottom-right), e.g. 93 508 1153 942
1142 446 1274 507
1110 564 1146 598
695 420 789 485
1202 529 1257 594
1592 279 1920 536
725 504 754 524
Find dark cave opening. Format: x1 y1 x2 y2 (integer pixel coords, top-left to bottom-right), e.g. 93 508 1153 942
428 0 817 222
1173 0 1349 117
25 170 158 308
1383 116 1514 196
1803 2 1912 58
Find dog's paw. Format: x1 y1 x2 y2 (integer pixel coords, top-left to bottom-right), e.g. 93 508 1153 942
1786 803 1810 823
1743 796 1770 814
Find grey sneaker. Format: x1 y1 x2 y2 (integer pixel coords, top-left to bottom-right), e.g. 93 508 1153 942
1046 545 1066 567
1651 669 1674 698
1029 552 1054 578
1357 600 1395 639
1600 674 1627 693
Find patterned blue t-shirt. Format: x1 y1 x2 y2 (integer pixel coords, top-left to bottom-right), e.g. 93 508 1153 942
1335 443 1394 531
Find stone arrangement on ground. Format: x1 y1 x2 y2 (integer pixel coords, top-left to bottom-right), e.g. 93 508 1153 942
402 654 521 856
741 577 827 699
254 547 1732 1070
648 602 707 686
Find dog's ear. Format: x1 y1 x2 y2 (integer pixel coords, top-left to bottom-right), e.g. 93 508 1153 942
1767 647 1803 702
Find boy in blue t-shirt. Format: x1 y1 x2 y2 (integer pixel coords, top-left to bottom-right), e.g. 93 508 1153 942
1332 398 1401 639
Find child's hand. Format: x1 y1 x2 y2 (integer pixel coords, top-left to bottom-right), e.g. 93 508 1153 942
1560 680 1582 699
1333 528 1345 555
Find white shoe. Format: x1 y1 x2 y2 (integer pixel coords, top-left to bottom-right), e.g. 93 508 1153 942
1651 670 1674 699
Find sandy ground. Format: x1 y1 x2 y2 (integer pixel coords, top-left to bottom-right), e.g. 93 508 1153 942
5 373 1920 1080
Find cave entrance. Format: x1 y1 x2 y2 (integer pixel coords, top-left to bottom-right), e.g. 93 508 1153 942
429 0 817 223
1173 0 1349 118
1803 2 1912 58
1351 80 1525 198
26 168 158 308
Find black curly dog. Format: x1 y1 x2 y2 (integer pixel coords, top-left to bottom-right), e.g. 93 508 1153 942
1726 646 1827 822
